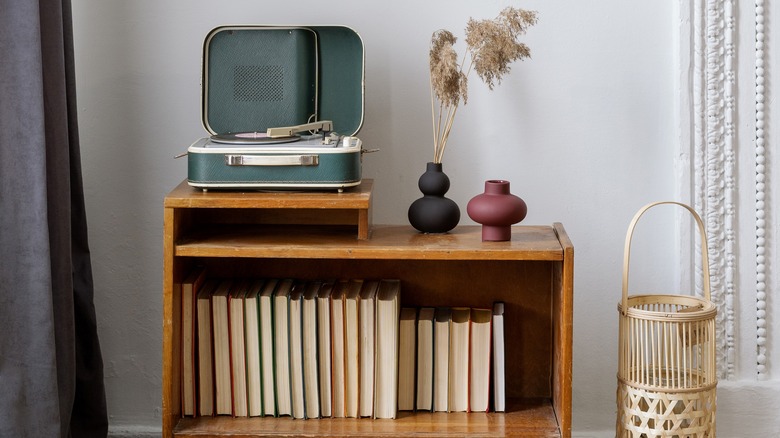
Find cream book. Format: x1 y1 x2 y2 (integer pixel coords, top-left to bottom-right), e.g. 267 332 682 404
196 280 218 416
288 283 305 419
229 280 250 417
492 302 506 412
373 279 400 419
433 307 451 412
343 279 363 418
259 279 278 416
397 307 417 411
317 281 334 417
243 279 265 417
181 266 206 417
448 307 470 412
273 279 294 417
330 280 348 418
415 307 435 411
302 282 321 419
358 280 378 417
211 280 233 416
469 308 492 412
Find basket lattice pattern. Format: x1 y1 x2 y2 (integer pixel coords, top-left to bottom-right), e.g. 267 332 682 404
617 383 716 437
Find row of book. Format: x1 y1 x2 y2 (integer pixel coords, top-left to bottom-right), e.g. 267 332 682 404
397 304 506 413
180 267 401 419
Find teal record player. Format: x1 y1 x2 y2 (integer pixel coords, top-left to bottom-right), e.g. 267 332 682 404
187 25 366 191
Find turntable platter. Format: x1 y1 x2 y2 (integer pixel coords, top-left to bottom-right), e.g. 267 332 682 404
210 132 301 145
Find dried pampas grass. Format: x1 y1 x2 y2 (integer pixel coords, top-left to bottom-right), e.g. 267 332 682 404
429 7 537 163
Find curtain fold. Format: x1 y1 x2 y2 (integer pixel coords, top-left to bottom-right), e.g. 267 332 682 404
0 0 108 436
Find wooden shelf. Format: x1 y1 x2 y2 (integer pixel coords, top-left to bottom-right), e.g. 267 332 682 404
162 180 574 438
175 224 565 261
173 399 559 437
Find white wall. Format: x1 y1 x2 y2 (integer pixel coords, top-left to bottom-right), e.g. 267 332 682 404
72 0 684 434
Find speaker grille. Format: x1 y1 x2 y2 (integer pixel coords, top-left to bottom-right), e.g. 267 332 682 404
233 65 284 101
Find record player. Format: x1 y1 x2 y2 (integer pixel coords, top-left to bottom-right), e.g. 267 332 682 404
187 25 366 191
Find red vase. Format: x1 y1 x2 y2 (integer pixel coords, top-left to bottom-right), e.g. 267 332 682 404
467 180 527 241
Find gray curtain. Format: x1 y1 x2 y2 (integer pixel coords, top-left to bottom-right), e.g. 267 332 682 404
0 0 108 436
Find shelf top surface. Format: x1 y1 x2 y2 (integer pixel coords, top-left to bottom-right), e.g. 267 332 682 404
176 224 568 261
165 179 372 209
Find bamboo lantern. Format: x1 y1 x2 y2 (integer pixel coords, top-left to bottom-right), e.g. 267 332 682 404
616 202 717 437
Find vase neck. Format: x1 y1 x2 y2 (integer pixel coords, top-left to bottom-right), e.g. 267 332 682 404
426 162 443 172
485 180 510 195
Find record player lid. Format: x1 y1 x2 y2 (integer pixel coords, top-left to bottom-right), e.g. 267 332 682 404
201 25 365 137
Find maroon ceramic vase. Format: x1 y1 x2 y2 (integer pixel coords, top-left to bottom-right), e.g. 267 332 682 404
467 180 527 241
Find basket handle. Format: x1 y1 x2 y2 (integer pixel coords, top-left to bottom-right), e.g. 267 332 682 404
621 201 711 314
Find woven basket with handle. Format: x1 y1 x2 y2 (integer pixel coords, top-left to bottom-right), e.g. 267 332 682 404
616 201 717 438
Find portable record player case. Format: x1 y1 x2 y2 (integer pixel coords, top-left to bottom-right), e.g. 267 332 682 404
187 25 365 190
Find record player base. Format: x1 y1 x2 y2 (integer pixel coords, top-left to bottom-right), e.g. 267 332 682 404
173 398 560 437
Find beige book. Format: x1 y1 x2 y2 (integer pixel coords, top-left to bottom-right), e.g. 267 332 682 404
415 307 435 411
317 281 334 417
330 280 348 418
288 283 305 419
181 266 206 416
229 280 250 417
469 308 492 412
212 280 233 416
433 307 451 412
397 307 417 411
259 279 278 416
196 280 218 416
492 302 506 412
448 307 470 412
343 279 363 418
373 279 400 419
273 279 294 417
358 280 378 417
302 282 321 418
243 279 265 417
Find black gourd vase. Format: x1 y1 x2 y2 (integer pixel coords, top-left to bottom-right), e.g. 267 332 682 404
408 162 460 233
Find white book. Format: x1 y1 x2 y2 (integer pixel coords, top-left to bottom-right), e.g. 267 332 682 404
358 280 378 417
181 266 206 417
289 283 306 419
302 282 321 419
373 279 400 419
469 308 492 412
212 280 233 416
415 307 435 411
448 307 470 412
273 279 294 417
433 308 451 412
229 281 250 417
317 281 334 417
259 279 278 416
244 279 265 417
196 280 218 416
492 302 506 412
343 279 362 418
330 281 348 418
397 307 417 411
